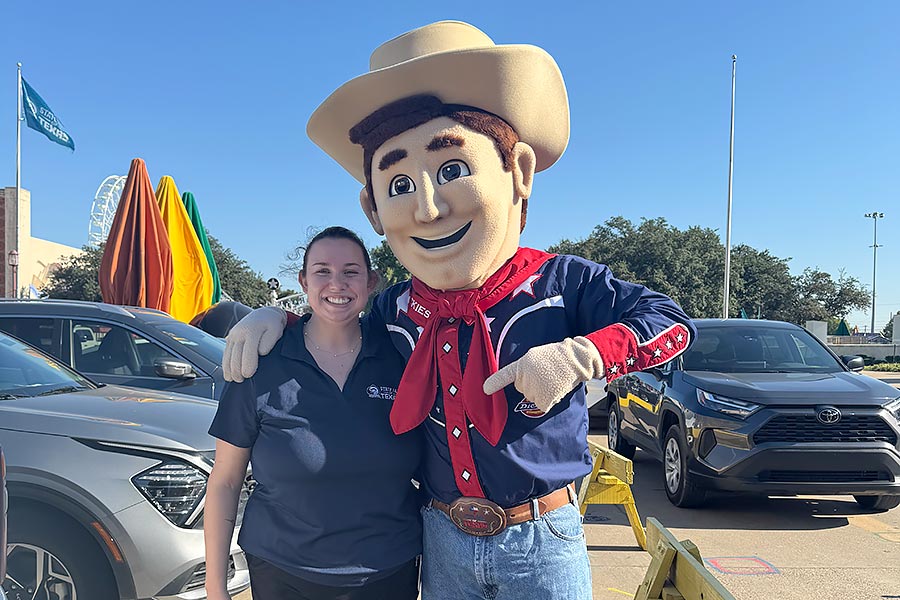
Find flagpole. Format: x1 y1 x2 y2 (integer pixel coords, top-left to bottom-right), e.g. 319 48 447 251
722 54 737 319
14 62 22 299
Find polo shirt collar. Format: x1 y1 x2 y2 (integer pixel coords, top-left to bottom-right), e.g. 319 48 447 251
280 313 386 365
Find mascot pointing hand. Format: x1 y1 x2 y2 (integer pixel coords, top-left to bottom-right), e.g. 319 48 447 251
225 21 695 599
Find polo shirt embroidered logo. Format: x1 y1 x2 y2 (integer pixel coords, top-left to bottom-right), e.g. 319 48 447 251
514 399 545 418
367 385 397 401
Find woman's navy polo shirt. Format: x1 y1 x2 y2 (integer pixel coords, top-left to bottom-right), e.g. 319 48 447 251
209 313 422 587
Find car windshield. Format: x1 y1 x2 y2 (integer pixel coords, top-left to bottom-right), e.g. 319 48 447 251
683 325 843 373
0 332 94 398
135 315 225 366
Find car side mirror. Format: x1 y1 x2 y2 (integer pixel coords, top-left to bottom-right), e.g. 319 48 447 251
841 355 865 372
154 359 197 379
646 367 667 381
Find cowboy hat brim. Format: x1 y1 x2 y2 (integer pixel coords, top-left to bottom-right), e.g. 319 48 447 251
307 44 570 184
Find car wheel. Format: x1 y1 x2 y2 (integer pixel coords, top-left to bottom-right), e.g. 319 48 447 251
607 402 636 459
853 495 900 511
4 509 118 600
663 425 707 508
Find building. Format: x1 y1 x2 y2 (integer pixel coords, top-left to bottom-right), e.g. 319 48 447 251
1 187 82 298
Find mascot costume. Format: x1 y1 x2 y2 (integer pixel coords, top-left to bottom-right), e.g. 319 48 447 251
225 21 695 599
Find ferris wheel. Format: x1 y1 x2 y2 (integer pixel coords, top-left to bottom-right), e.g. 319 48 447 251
88 175 126 247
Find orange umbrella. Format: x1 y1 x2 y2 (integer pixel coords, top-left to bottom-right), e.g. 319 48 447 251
99 158 174 311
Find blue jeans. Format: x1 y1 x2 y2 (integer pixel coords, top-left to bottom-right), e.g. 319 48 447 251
421 502 592 600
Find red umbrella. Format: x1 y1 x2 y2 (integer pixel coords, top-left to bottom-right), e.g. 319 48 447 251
99 158 174 311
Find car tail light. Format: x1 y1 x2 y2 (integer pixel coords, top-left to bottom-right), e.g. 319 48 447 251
132 461 206 527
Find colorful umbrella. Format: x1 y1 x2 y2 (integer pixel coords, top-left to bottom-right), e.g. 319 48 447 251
182 191 222 304
155 176 214 322
99 158 173 311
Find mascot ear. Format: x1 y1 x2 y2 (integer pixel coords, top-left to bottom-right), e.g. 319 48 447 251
511 142 536 201
359 187 385 235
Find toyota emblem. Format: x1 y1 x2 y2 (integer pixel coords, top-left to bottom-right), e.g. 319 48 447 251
816 406 842 424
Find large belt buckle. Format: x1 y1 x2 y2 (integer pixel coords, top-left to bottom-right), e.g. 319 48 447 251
448 497 507 537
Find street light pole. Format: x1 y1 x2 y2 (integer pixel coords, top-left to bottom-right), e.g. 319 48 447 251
723 55 737 319
864 212 884 335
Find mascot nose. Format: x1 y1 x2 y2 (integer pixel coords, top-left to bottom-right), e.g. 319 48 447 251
415 179 445 223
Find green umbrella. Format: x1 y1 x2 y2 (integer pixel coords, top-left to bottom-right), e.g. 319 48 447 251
181 191 222 304
834 318 851 336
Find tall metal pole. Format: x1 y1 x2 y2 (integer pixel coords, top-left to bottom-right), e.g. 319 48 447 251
14 62 22 299
864 212 884 334
723 55 737 319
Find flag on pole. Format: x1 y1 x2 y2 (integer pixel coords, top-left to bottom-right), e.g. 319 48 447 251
21 78 75 150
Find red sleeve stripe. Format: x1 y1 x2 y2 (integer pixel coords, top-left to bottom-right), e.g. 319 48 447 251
585 322 692 382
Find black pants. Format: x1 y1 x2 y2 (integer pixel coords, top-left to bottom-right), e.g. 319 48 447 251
247 554 419 600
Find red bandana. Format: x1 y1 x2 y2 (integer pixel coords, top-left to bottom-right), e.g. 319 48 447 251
390 248 555 446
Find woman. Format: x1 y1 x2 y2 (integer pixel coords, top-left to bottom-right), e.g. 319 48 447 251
204 227 422 600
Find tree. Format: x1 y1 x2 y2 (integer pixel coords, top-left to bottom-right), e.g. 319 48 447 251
43 245 103 301
207 235 270 307
787 268 870 324
548 216 869 324
883 311 899 340
371 240 410 289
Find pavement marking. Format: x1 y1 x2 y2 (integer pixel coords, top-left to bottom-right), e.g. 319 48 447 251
705 557 780 576
848 514 900 542
607 588 634 597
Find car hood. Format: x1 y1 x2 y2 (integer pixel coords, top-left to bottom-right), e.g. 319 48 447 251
0 384 217 451
681 371 899 405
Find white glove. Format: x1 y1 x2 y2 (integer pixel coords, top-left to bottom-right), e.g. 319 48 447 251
483 336 604 414
222 306 288 382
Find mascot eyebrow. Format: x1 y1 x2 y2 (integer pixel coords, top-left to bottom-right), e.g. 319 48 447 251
426 134 465 152
378 149 408 171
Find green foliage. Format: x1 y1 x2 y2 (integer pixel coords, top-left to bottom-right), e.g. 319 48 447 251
549 216 870 324
371 240 411 289
864 363 900 372
882 312 898 340
43 244 104 302
207 235 270 307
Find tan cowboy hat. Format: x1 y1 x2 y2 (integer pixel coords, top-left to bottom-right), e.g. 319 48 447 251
307 20 570 184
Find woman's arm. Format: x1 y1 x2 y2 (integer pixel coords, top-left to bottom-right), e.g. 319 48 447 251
204 439 251 600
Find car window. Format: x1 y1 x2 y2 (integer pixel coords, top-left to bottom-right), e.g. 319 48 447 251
0 317 61 358
141 319 225 366
71 320 180 378
0 332 93 397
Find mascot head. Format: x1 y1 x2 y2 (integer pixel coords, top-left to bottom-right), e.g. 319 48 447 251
306 21 569 290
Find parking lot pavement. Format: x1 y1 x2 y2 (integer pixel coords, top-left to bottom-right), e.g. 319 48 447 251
864 370 900 388
586 432 900 600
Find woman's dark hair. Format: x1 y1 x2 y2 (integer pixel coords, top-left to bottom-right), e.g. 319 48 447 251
300 226 373 274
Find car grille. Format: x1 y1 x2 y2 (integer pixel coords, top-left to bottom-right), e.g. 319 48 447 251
753 414 898 445
183 556 236 592
759 470 892 483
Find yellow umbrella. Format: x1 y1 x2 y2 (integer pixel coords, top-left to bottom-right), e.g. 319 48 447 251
155 176 213 322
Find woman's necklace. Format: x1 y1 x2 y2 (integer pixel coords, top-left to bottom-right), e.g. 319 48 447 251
304 329 362 358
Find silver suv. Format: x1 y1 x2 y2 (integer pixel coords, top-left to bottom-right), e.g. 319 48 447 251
0 331 249 599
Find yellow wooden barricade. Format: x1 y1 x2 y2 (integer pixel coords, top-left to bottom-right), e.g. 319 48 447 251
635 518 736 600
577 441 646 550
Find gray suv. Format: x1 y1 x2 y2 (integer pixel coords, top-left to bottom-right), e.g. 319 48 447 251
0 299 226 401
0 330 249 599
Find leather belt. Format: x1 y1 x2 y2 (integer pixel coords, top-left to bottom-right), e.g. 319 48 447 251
431 484 577 537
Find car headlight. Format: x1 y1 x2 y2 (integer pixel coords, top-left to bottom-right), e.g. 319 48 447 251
696 389 761 419
132 460 206 527
884 397 900 421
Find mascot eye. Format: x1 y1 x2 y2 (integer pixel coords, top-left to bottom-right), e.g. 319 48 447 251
389 175 416 197
437 160 470 184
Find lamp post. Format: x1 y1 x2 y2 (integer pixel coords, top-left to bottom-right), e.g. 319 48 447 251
864 212 884 335
7 250 19 299
722 54 737 318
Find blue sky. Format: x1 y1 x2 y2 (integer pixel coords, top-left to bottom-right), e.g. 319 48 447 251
2 1 898 332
